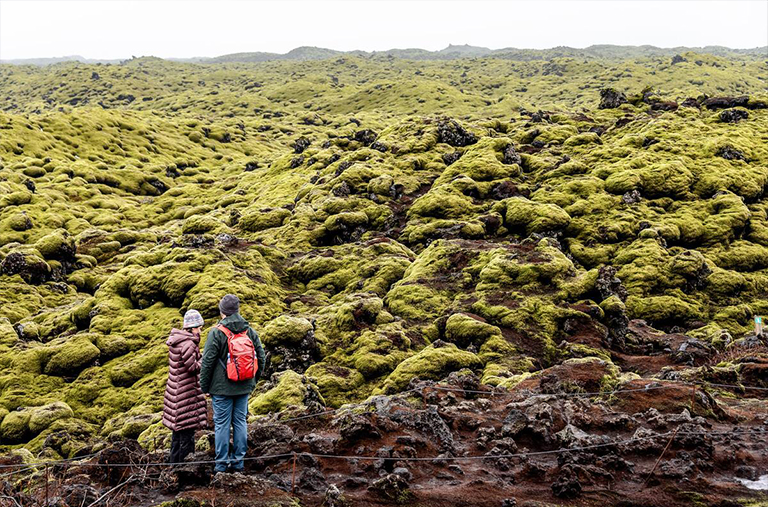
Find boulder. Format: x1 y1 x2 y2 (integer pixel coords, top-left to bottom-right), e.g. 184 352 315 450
599 88 628 109
28 401 74 434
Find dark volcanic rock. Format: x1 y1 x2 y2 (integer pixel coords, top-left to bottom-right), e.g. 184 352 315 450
622 189 642 204
0 251 50 285
650 101 678 112
332 181 351 197
407 405 455 452
248 423 294 446
502 143 522 165
716 145 747 161
491 180 527 200
290 155 305 168
671 54 687 65
599 88 628 109
61 484 100 506
299 466 327 492
370 140 388 152
369 473 411 501
339 414 381 442
267 324 320 374
681 97 701 108
702 96 749 110
551 467 582 499
437 118 477 147
720 109 749 123
442 151 462 166
353 129 378 146
596 266 628 302
672 338 714 366
292 137 311 154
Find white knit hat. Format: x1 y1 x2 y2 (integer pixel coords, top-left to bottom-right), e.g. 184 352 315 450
183 309 205 329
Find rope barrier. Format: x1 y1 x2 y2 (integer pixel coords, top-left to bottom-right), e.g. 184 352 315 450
692 381 768 391
1 428 766 473
272 380 766 429
429 383 678 397
0 380 764 472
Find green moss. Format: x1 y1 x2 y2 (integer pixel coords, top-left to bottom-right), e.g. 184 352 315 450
385 284 450 321
34 229 75 259
249 370 323 415
379 342 482 393
444 313 502 347
305 363 365 407
0 410 31 443
44 336 100 376
478 240 575 288
239 207 291 232
501 197 571 235
260 315 313 348
347 327 412 380
28 401 74 434
626 294 701 324
138 421 172 451
182 215 224 234
605 161 693 198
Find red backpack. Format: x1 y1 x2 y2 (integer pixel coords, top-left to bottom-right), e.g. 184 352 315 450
217 325 257 381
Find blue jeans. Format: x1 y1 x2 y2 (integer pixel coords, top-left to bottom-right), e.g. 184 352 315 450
211 394 249 472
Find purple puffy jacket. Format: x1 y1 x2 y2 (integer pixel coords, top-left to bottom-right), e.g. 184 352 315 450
162 328 207 432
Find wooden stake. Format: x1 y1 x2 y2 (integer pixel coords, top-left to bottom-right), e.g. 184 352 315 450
641 425 680 489
45 463 49 506
690 384 696 415
291 452 297 496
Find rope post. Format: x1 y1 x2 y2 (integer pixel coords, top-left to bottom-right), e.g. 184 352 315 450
291 452 297 496
45 462 49 506
690 384 696 415
641 425 680 489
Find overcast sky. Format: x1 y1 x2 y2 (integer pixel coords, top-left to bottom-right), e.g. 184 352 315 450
1 0 767 60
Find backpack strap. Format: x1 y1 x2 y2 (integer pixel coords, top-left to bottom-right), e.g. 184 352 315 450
216 324 233 370
217 324 234 339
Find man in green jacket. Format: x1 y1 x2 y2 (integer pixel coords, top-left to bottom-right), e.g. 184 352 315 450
200 294 266 473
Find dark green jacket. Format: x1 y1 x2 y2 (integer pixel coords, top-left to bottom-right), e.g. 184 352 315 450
199 313 265 396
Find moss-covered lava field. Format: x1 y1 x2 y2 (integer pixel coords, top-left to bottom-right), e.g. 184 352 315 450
0 50 767 506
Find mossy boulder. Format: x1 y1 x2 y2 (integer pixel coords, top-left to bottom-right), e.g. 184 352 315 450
626 295 701 325
478 240 575 288
249 370 324 416
0 317 18 348
502 197 571 235
239 207 291 232
28 401 74 434
305 363 365 407
347 328 412 380
121 413 161 439
0 410 31 443
260 315 314 348
138 420 172 451
34 229 76 260
44 336 100 376
379 342 482 393
444 313 502 347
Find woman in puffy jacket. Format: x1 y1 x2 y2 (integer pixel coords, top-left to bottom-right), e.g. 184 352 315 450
162 309 208 463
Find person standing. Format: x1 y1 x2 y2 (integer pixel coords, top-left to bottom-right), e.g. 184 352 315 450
162 309 208 464
199 294 265 473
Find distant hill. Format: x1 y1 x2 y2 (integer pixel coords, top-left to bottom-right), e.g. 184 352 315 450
0 55 124 66
2 44 766 65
